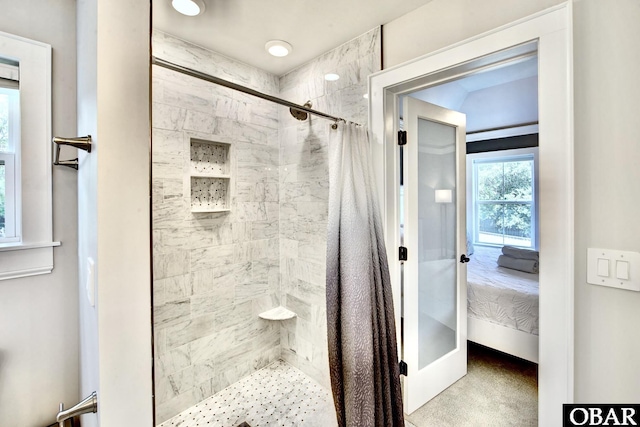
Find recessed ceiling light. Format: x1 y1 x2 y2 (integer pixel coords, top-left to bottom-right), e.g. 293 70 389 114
172 0 205 16
324 73 340 81
363 93 369 99
265 40 293 57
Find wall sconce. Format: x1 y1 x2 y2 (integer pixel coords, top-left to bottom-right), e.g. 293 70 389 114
435 189 453 204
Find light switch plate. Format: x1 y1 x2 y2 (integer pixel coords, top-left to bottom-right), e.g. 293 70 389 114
587 248 640 292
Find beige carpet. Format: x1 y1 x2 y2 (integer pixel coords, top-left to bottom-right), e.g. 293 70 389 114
405 342 538 427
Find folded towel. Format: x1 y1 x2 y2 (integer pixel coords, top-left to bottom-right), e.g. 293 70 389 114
502 245 539 261
497 254 539 274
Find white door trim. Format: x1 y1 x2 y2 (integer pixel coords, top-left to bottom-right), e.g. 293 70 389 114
369 4 574 426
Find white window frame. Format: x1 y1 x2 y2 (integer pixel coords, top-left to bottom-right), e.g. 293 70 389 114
0 85 21 242
0 153 17 240
0 31 59 281
466 147 539 250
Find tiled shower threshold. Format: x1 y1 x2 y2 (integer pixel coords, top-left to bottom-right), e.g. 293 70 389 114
159 360 337 427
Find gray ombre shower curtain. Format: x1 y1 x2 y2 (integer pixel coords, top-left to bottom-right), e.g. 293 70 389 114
326 122 404 427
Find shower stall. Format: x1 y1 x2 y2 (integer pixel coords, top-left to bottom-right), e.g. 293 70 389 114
151 28 381 426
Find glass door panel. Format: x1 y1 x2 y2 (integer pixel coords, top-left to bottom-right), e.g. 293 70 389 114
417 118 457 370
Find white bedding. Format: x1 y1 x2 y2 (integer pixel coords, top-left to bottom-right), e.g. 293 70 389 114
467 246 539 335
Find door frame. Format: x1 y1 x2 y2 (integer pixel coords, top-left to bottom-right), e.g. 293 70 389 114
369 4 574 426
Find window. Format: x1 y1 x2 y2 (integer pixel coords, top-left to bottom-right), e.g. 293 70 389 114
0 81 20 242
468 148 538 249
0 31 56 281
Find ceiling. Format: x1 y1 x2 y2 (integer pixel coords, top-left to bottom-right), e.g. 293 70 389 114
410 56 539 110
409 56 539 134
153 0 434 76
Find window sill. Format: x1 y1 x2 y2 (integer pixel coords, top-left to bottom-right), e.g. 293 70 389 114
0 241 61 280
0 241 61 252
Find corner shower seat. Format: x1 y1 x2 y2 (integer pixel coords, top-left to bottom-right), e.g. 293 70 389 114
258 306 296 320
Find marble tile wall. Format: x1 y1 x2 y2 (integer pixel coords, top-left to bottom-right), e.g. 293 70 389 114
151 27 382 423
277 27 382 388
152 32 282 424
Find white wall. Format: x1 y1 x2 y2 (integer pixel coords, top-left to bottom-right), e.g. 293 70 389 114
382 0 564 69
77 0 153 425
460 76 538 133
384 0 640 403
573 0 640 402
0 1 79 426
412 73 539 133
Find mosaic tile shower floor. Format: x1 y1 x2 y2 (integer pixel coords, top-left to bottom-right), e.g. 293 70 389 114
159 360 337 427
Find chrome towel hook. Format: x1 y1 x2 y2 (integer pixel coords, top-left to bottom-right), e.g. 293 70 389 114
52 135 92 170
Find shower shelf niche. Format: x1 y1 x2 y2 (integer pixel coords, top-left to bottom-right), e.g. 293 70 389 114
258 306 297 321
189 138 232 213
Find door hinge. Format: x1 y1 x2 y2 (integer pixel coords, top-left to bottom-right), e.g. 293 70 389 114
399 246 408 261
398 130 407 146
399 360 408 376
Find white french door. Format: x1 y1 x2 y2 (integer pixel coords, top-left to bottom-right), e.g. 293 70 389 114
401 97 468 414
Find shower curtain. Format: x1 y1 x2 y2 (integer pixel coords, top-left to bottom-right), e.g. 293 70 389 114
326 122 404 427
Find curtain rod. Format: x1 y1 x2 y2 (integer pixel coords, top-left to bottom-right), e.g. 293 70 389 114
151 56 344 124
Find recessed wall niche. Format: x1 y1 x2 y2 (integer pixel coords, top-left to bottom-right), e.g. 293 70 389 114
189 138 231 212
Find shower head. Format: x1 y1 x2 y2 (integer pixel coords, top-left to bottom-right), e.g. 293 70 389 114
290 101 313 121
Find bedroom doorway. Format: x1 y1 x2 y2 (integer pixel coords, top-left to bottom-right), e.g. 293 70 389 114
398 49 540 421
370 5 574 426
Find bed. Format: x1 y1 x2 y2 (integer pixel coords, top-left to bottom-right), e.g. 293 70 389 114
467 245 539 363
